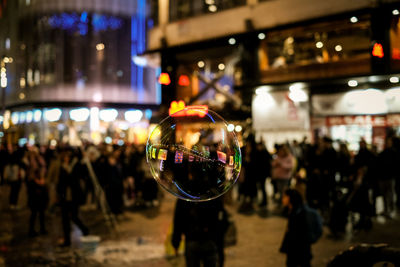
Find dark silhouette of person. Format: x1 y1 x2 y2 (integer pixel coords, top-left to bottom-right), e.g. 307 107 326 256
172 197 226 267
57 150 89 246
280 189 312 267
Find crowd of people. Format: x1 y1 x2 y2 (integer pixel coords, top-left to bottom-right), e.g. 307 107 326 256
238 134 400 235
0 142 159 246
1 133 400 265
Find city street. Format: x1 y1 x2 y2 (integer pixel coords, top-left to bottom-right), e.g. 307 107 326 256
1 183 400 267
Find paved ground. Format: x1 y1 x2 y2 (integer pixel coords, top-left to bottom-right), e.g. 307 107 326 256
0 183 400 267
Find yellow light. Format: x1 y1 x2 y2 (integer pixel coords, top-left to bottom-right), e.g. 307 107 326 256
96 43 105 51
335 45 343 52
19 93 26 100
316 41 323 49
3 57 9 63
197 61 205 68
218 63 225 71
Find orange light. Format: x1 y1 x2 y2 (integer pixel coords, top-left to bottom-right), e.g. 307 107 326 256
178 75 190 86
158 73 171 85
168 101 208 118
372 43 384 58
393 48 400 60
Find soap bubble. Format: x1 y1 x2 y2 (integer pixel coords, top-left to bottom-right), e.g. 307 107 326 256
146 106 241 202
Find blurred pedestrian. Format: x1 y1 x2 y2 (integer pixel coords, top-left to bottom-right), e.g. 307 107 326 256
26 148 48 237
272 145 295 207
280 189 313 267
172 198 226 267
3 153 25 210
57 150 89 247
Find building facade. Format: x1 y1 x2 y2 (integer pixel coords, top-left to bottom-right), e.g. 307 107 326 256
0 0 160 145
146 0 400 151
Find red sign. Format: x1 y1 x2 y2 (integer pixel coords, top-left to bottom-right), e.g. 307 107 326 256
168 100 208 118
326 115 387 127
392 48 400 60
178 75 190 86
372 43 384 58
158 73 171 85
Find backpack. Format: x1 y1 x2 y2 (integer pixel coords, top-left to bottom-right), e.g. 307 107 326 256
304 205 323 244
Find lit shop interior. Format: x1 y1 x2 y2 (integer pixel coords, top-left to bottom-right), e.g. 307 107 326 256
0 107 153 146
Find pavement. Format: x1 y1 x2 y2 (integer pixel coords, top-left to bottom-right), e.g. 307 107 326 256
1 183 400 267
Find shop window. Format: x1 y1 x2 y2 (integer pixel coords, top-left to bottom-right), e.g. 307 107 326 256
169 0 246 22
260 16 371 70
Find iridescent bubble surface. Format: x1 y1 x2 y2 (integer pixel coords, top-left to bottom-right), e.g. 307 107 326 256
146 107 241 201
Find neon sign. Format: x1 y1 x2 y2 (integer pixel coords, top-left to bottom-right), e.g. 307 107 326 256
178 75 190 86
158 73 171 85
168 100 208 118
372 43 384 58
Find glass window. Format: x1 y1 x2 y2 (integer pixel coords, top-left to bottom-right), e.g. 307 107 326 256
169 0 246 22
260 15 371 70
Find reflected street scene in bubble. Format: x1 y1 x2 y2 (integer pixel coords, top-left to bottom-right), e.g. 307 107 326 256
146 106 241 201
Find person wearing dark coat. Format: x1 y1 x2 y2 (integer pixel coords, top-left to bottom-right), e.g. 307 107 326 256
57 151 89 246
280 189 312 267
172 198 226 267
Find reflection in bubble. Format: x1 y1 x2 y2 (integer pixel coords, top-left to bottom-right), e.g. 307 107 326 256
146 107 241 201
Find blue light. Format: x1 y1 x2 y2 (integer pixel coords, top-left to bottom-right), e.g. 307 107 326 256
80 12 88 23
48 12 123 35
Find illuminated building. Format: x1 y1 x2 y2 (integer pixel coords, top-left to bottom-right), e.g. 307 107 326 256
0 0 160 145
146 0 400 151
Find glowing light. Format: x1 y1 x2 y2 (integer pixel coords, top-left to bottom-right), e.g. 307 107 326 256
348 80 358 87
289 89 308 102
44 108 62 122
20 78 26 88
93 92 102 102
218 63 225 71
11 112 19 125
99 109 118 122
96 43 105 51
228 38 236 45
5 38 10 50
255 86 271 95
178 75 190 86
3 111 10 130
70 108 90 121
33 109 42 122
208 5 217 12
169 101 208 118
1 77 6 88
390 77 399 83
19 93 25 100
393 9 399 15
227 124 234 132
372 43 384 58
393 48 400 60
350 16 358 23
335 45 343 52
235 125 242 132
125 110 143 123
197 61 205 68
158 73 171 85
3 57 9 63
258 33 266 40
90 107 100 131
19 112 26 123
26 111 33 123
105 136 112 144
316 41 323 48
132 56 147 66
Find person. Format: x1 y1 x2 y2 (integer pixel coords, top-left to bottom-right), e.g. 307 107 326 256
57 150 89 247
271 145 295 206
254 141 272 208
280 189 313 267
4 153 25 210
172 198 226 267
26 148 48 237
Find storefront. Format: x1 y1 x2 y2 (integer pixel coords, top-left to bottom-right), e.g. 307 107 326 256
1 107 153 146
312 87 400 152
